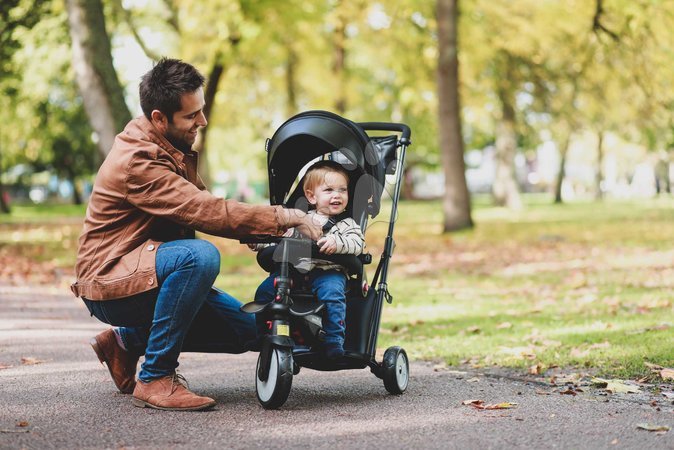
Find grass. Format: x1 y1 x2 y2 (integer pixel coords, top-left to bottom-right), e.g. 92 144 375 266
1 196 673 378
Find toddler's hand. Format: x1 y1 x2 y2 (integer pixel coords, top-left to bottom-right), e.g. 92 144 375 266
317 236 337 254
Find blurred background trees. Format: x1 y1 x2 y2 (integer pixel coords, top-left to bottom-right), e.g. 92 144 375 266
2 0 674 232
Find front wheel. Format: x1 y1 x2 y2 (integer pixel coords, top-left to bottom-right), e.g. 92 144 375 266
382 346 409 394
256 348 293 409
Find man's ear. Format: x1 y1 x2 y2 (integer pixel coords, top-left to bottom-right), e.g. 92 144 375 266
150 109 169 132
305 190 316 205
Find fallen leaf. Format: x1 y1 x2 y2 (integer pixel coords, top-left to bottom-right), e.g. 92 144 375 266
432 363 447 372
16 421 28 427
660 368 674 380
636 423 670 432
21 357 46 365
461 399 518 410
0 363 13 370
466 377 480 383
644 362 663 370
559 387 577 396
528 363 544 375
591 378 641 394
535 389 553 395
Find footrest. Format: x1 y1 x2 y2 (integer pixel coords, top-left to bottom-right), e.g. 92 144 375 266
289 303 325 317
240 301 268 314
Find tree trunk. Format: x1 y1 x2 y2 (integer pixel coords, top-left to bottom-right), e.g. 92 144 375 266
0 147 10 214
437 0 472 231
194 58 224 190
492 63 522 210
332 1 347 114
0 184 9 213
594 130 604 200
66 0 131 160
554 133 571 204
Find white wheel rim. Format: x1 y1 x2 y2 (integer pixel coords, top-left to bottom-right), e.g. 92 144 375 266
395 353 409 390
256 350 279 402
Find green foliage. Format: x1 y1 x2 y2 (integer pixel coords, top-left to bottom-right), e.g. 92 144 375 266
0 0 97 206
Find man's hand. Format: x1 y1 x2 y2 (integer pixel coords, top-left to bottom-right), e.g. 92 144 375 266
317 236 337 254
282 209 323 241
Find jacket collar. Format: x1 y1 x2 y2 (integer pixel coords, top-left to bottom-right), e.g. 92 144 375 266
133 115 198 163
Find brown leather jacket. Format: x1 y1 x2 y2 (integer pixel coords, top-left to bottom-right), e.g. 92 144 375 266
71 116 285 301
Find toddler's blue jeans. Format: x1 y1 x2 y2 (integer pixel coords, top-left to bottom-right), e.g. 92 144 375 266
83 239 256 382
254 269 347 347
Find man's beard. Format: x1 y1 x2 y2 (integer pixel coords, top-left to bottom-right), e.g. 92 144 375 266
166 135 191 153
165 128 192 153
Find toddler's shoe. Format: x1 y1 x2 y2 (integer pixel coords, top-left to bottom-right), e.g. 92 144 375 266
324 343 344 359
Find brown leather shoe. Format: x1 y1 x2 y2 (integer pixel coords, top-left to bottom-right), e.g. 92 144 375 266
132 374 216 411
90 329 139 394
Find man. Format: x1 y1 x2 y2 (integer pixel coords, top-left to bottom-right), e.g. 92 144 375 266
71 58 321 411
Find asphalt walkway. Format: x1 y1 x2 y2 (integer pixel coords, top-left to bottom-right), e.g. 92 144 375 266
0 284 672 449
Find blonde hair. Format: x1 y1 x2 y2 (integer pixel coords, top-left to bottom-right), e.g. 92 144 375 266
303 160 350 194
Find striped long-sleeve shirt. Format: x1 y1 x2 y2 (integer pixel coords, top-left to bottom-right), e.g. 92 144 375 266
252 211 365 274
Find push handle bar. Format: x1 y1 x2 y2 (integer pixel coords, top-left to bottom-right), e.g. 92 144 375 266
357 122 412 143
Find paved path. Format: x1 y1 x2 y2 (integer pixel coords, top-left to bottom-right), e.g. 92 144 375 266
0 285 672 449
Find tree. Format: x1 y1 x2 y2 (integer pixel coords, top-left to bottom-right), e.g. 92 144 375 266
436 0 472 231
65 0 131 159
492 50 522 209
0 0 49 212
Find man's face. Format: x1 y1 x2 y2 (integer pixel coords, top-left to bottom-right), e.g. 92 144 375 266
162 88 207 152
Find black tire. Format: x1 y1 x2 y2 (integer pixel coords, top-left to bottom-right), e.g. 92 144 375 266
255 348 293 409
382 346 409 395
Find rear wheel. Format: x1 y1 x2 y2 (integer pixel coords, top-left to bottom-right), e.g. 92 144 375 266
256 348 293 409
382 346 409 394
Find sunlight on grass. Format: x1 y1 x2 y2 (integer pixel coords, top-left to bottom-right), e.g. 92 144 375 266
2 197 673 378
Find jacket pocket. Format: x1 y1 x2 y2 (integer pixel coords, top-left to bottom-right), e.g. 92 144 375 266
97 239 162 281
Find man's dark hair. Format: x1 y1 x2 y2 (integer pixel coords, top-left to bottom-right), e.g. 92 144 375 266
139 58 205 122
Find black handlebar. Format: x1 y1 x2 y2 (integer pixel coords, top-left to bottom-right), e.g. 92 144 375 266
357 122 412 143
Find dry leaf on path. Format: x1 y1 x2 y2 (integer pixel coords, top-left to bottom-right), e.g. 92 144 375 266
660 368 674 380
636 423 670 432
591 378 640 394
559 387 578 396
0 363 13 370
16 421 29 427
529 363 544 375
462 399 518 410
21 357 46 365
644 362 674 380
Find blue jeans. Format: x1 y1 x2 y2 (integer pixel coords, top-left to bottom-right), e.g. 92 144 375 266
254 269 347 347
83 239 256 382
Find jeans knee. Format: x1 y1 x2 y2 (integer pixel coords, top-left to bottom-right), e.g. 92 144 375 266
191 240 221 278
315 284 346 303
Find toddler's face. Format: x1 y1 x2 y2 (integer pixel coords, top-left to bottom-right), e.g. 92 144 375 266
306 171 349 216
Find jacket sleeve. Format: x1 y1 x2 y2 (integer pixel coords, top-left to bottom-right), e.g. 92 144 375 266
328 218 364 255
125 153 284 239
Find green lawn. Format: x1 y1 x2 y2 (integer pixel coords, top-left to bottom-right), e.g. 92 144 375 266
1 196 673 378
